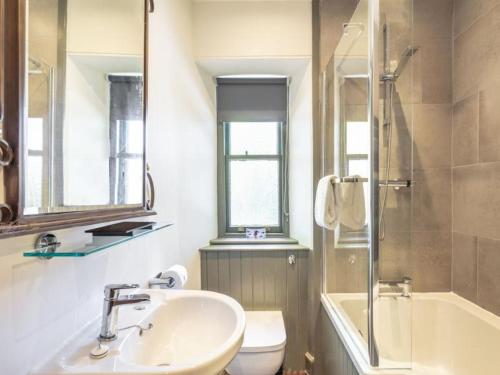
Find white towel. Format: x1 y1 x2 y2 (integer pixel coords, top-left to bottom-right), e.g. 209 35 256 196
340 175 366 230
314 175 342 230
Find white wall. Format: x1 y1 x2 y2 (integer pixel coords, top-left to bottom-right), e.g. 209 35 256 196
66 0 144 56
0 1 216 374
289 61 313 248
193 0 313 246
147 0 217 290
192 0 311 58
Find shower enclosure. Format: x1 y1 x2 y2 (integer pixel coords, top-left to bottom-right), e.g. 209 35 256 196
322 0 415 369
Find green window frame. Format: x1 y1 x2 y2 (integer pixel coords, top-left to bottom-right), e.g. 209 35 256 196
217 121 289 237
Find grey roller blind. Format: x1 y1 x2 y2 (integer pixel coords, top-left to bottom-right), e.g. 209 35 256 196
217 78 288 122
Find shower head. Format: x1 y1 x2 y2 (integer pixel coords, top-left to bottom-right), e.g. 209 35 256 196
393 45 419 78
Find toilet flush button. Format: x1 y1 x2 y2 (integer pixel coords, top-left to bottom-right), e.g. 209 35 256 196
288 255 296 265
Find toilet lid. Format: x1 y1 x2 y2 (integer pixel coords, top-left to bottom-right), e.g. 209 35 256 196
240 311 287 353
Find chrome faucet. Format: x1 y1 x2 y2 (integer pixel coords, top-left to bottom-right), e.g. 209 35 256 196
379 277 412 298
99 284 151 341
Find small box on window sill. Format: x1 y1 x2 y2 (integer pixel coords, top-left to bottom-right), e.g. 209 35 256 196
246 228 266 239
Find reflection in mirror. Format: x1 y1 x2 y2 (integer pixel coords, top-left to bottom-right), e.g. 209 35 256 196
25 0 145 215
335 77 370 246
331 3 370 247
0 122 3 210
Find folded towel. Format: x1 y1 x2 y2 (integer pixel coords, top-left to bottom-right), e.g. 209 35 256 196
340 175 366 230
315 175 342 230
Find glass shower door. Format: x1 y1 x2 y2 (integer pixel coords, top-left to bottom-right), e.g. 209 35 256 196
373 0 414 369
323 0 414 369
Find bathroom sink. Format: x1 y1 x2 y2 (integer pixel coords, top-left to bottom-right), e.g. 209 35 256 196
36 289 245 375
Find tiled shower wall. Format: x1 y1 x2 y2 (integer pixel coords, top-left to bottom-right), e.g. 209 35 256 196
322 0 500 313
324 0 455 294
379 0 453 292
451 0 500 316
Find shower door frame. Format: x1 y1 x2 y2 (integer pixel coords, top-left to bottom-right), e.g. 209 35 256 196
367 0 380 367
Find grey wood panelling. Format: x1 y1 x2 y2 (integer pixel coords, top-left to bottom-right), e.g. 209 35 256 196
315 305 360 375
200 249 309 371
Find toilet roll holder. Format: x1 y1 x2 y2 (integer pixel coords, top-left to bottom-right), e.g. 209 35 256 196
148 272 176 289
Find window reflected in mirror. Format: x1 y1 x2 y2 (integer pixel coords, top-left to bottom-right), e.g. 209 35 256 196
337 77 369 246
25 0 145 215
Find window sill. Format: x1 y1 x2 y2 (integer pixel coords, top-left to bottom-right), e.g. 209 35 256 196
200 237 310 252
210 237 299 245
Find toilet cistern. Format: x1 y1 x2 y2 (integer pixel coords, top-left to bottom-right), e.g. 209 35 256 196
99 283 151 341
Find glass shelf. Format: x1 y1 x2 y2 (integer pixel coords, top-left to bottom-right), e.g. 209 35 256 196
23 223 172 258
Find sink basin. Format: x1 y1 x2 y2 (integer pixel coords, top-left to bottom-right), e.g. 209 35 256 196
36 289 245 375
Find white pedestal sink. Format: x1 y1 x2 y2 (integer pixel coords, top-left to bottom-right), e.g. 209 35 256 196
35 289 245 375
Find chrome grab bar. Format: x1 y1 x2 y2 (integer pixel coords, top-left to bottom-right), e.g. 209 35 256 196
331 177 414 188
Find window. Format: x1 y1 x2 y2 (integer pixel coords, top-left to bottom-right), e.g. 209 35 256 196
25 117 45 209
108 75 144 205
217 78 288 236
223 121 285 233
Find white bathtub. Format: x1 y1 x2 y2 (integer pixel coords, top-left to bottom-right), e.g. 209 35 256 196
322 292 500 375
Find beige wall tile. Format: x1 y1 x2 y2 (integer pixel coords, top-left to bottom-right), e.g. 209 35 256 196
479 84 500 162
452 164 482 236
411 231 452 292
381 0 413 62
319 1 359 71
379 230 411 280
414 0 452 42
452 94 479 166
381 177 412 232
327 248 368 293
412 169 451 232
380 104 413 171
413 104 452 169
454 4 500 102
454 0 500 37
477 237 500 315
453 162 500 240
419 39 452 105
453 18 482 102
452 232 478 302
344 78 368 105
480 5 500 88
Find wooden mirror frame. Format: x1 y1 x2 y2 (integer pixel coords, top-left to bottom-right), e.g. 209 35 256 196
0 0 155 238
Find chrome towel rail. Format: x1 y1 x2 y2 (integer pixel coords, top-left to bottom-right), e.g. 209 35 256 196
331 177 414 188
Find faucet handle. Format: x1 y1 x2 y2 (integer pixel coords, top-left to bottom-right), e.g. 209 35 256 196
104 283 140 299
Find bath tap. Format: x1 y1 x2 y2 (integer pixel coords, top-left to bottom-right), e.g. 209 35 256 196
379 277 412 298
99 283 151 341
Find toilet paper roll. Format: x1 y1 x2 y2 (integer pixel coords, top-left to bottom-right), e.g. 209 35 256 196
160 265 188 289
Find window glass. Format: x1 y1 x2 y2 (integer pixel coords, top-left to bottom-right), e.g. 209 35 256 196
346 121 369 155
348 159 369 178
26 155 43 208
228 122 279 155
229 159 280 227
124 120 144 154
123 158 143 204
27 117 44 151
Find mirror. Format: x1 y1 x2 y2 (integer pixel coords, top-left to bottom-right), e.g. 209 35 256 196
25 0 146 215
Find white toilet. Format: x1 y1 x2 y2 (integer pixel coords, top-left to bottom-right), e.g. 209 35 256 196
226 311 286 375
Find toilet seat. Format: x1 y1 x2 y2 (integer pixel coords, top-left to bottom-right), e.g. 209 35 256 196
240 311 286 352
226 311 287 375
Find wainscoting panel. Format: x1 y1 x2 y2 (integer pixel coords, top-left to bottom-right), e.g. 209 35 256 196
315 304 360 375
200 248 309 371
